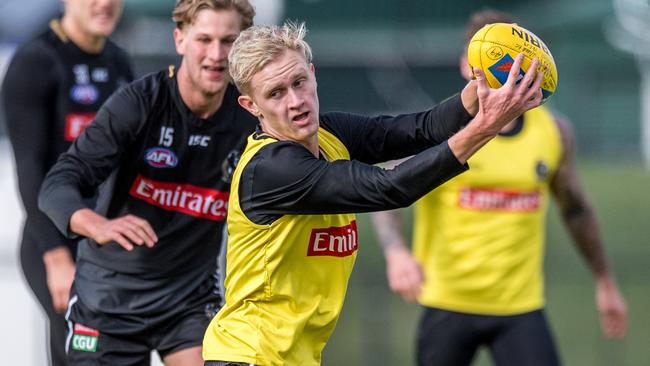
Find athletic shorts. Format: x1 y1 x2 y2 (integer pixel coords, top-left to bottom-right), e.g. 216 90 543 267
65 274 221 366
416 307 561 366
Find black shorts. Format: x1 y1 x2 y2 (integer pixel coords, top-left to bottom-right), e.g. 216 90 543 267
65 275 221 366
416 307 561 366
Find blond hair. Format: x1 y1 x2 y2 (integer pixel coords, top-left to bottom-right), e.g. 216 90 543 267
172 0 255 30
229 21 313 95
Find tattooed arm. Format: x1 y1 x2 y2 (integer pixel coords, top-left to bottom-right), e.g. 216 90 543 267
550 116 628 339
371 210 424 303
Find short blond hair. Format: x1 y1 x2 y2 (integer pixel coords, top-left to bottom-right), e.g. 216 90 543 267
172 0 255 31
229 21 313 95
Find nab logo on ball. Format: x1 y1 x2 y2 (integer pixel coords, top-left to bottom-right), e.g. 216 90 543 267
145 147 178 168
488 54 524 86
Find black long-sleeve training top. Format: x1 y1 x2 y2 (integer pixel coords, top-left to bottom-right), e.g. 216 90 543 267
38 69 257 317
2 20 133 255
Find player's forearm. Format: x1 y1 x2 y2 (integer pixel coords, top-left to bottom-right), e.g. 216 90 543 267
371 210 408 253
43 246 74 268
562 206 611 278
69 208 108 240
447 117 497 164
347 94 474 164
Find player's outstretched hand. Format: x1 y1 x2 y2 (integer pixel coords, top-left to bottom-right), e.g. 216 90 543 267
385 246 424 303
473 53 543 135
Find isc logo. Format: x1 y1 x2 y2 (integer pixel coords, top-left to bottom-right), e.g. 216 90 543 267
145 147 178 168
189 135 211 147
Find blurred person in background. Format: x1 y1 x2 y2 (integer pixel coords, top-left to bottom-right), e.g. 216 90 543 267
1 0 133 365
372 9 628 366
202 21 545 365
37 0 257 365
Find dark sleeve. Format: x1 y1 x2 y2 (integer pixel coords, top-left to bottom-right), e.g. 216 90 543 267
2 42 70 253
321 94 472 164
240 140 467 224
38 85 148 238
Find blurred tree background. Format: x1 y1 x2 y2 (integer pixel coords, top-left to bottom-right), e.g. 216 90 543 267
1 0 648 365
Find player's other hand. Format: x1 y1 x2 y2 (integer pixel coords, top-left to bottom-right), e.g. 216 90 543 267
384 246 424 303
43 246 76 313
596 276 628 339
92 214 158 251
70 209 158 251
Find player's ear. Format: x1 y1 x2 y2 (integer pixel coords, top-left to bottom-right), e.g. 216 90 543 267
173 27 185 55
459 54 472 81
309 63 317 87
238 95 260 118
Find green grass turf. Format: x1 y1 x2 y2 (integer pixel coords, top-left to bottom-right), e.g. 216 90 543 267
322 161 650 366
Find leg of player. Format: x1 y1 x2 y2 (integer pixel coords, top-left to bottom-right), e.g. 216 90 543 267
164 346 203 366
416 307 481 366
489 310 561 366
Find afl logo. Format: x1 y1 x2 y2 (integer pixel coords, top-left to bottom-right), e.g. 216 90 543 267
145 147 178 168
70 84 99 105
487 46 504 60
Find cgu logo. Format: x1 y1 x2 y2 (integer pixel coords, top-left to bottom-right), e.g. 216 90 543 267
72 334 98 352
71 323 99 352
307 220 358 257
145 147 178 168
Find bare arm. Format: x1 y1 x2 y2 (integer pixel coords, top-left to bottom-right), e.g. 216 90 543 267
550 116 627 339
371 210 423 303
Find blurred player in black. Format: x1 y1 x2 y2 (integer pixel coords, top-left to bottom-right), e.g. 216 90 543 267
38 1 257 365
2 1 132 365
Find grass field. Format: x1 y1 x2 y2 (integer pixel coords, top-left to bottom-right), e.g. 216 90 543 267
322 161 650 366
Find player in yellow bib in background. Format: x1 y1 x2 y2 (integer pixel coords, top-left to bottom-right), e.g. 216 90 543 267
203 20 546 365
372 10 628 366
